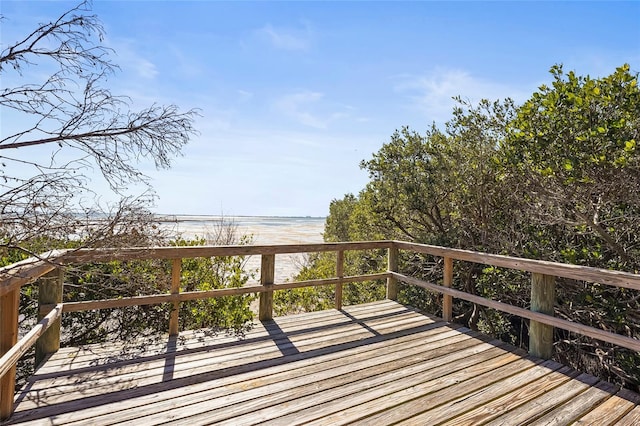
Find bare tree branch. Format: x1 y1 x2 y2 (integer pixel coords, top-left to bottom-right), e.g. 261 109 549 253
0 1 199 250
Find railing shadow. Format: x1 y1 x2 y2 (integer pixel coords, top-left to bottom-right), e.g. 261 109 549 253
7 309 450 423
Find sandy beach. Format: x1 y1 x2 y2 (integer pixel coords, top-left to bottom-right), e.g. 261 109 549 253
158 215 326 283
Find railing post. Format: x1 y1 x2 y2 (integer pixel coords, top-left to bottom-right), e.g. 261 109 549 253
0 287 19 421
335 250 344 310
35 268 64 367
386 246 398 301
442 257 453 322
169 259 181 336
529 273 556 359
259 254 275 321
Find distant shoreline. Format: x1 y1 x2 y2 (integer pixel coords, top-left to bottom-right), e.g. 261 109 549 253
155 214 326 223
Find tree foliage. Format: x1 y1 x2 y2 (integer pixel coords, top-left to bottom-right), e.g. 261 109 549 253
503 64 640 267
298 64 640 391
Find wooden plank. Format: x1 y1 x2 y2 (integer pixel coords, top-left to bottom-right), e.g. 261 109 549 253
10 300 640 426
392 271 640 351
529 272 555 359
63 241 394 263
394 241 640 291
442 256 453 321
248 347 525 426
0 288 19 420
484 372 600 425
74 327 479 425
35 269 63 367
59 240 640 294
335 250 344 309
15 308 452 422
439 365 578 425
302 353 526 426
574 388 640 425
390 359 563 425
20 319 459 424
20 306 435 398
618 404 640 425
526 379 619 426
0 304 63 381
0 250 66 297
133 338 511 425
38 301 412 371
169 259 181 336
259 254 275 321
342 355 541 426
386 246 398 301
58 272 390 313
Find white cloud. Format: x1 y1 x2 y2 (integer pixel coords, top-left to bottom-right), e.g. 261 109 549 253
237 90 254 102
394 68 531 122
259 24 311 51
273 91 328 128
272 91 354 129
106 37 159 80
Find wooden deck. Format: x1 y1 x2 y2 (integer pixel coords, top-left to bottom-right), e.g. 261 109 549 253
5 300 640 425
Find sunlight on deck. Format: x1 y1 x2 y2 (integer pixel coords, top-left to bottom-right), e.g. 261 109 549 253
7 300 640 425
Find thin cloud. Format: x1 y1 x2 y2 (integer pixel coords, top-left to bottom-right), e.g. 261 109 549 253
237 90 254 102
106 37 159 80
259 24 311 51
273 91 354 129
274 91 327 128
394 68 531 122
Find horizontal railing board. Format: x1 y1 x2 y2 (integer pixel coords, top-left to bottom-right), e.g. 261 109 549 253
0 250 67 296
0 303 63 379
4 242 639 293
391 272 640 352
63 241 393 263
52 273 390 313
394 241 640 291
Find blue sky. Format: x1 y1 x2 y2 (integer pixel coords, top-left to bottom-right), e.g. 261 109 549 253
2 1 639 217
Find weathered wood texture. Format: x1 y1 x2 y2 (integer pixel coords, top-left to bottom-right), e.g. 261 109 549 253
442 256 453 322
6 301 638 425
386 246 398 301
35 269 63 367
0 250 66 297
392 271 640 351
0 288 19 420
0 304 63 380
258 254 275 321
394 241 640 291
529 272 555 359
168 259 181 336
335 250 344 309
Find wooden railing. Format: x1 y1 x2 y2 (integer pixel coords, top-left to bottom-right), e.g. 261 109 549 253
1 240 639 420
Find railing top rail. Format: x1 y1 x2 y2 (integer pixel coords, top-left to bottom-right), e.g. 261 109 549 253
0 250 69 297
394 241 640 291
0 242 394 295
61 240 394 263
3 240 639 295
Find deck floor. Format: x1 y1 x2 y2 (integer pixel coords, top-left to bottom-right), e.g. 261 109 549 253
5 300 640 425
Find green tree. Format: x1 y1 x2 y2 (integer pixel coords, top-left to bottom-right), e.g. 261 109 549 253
297 64 640 390
503 64 640 268
324 194 358 242
501 64 640 390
